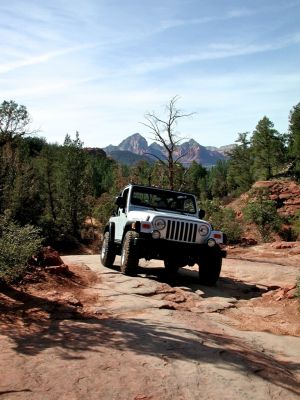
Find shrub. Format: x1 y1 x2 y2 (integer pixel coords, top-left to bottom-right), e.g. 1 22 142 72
200 199 243 243
0 216 43 282
243 197 282 242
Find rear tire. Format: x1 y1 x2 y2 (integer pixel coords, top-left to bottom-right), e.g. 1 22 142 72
101 231 116 267
120 231 139 276
198 247 222 286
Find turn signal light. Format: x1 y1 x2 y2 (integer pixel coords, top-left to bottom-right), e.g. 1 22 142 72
141 222 152 230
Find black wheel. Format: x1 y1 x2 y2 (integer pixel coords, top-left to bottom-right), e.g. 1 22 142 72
100 231 116 267
198 247 222 286
120 231 139 276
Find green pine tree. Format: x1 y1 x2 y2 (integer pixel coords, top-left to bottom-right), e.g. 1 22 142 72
251 116 285 180
227 132 254 194
59 132 88 237
208 160 229 198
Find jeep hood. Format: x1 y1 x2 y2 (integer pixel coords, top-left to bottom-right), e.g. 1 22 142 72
127 210 204 224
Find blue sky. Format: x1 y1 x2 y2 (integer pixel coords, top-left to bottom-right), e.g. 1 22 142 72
1 0 299 147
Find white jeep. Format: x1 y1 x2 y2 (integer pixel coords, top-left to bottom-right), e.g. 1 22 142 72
101 184 226 285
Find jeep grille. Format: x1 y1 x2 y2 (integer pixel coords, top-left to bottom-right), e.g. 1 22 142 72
165 220 198 243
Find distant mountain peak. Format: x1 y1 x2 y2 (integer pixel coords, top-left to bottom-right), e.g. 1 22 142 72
118 133 148 155
120 132 145 143
186 138 199 146
104 133 229 166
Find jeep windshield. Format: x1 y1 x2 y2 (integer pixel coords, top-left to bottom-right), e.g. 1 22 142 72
130 186 197 214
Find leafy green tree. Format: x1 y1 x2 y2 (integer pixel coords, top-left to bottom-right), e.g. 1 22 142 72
0 101 39 218
288 102 300 180
228 132 254 194
251 116 285 180
0 100 34 146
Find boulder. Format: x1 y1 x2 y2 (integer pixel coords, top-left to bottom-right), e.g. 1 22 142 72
37 246 64 267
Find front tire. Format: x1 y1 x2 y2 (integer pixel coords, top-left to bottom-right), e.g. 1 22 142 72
120 231 139 276
198 247 222 286
101 231 116 267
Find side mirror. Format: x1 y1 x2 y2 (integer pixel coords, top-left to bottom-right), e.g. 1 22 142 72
198 209 205 219
115 196 125 208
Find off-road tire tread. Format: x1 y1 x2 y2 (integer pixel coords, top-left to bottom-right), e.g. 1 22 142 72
120 231 139 275
101 231 116 267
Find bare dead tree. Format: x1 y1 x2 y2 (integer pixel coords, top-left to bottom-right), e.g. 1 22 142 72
141 96 194 190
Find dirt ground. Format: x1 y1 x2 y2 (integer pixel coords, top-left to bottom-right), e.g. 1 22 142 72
0 243 299 399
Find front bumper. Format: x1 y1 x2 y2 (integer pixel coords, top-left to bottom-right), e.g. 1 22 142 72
133 235 226 261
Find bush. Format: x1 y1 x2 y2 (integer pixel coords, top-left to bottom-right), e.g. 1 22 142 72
243 197 282 242
0 216 43 282
200 199 243 243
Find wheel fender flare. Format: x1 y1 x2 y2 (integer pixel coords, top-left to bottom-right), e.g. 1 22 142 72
121 221 140 243
104 222 115 242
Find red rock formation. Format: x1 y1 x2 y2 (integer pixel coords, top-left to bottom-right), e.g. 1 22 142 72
252 179 300 217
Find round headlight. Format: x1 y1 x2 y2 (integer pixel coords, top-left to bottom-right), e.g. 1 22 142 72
154 218 166 230
207 238 216 247
198 224 209 236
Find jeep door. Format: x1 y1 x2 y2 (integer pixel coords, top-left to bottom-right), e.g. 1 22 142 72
112 188 129 241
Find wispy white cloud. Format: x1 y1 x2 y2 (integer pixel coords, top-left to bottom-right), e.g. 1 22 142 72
131 32 300 75
0 43 98 74
160 8 254 30
227 8 253 18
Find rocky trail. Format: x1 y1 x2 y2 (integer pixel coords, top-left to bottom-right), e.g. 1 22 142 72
0 243 300 399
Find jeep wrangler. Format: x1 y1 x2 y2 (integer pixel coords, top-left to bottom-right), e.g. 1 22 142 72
101 184 226 285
